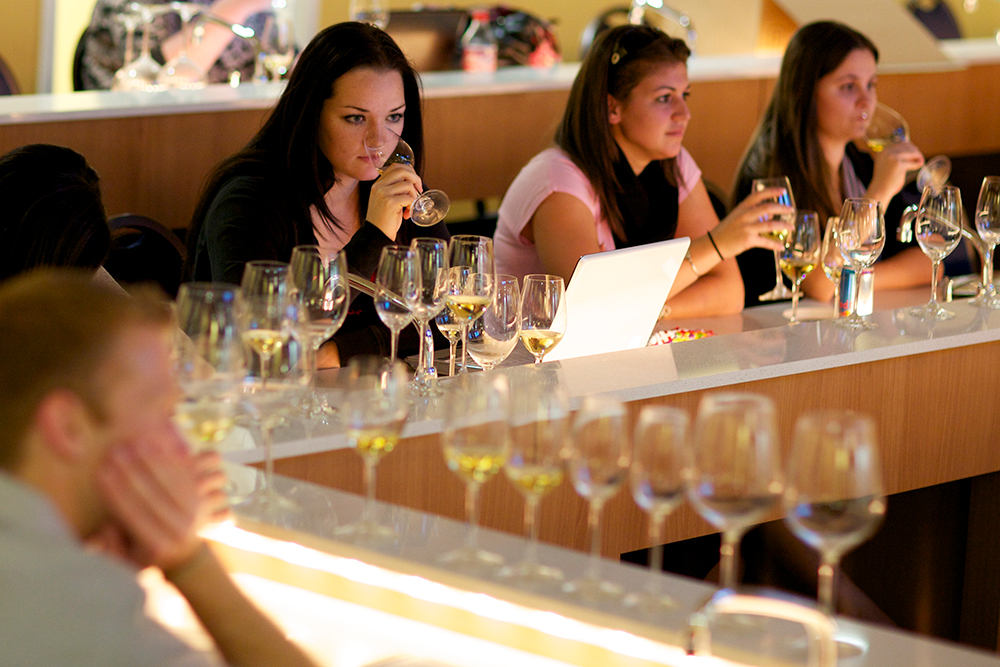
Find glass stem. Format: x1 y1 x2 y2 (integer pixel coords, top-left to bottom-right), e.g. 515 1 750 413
984 245 995 295
930 259 941 307
415 319 429 380
818 554 840 616
362 458 377 523
262 417 275 501
524 495 541 565
464 481 481 550
833 276 841 318
647 511 666 595
585 499 605 580
459 324 470 373
848 268 862 322
140 20 152 58
772 250 783 289
790 283 800 323
447 339 457 377
124 23 135 64
719 529 743 589
389 330 399 362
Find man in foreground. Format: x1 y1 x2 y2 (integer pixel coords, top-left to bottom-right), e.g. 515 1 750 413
0 270 319 667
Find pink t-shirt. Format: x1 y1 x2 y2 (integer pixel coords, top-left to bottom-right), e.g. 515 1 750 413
494 147 702 279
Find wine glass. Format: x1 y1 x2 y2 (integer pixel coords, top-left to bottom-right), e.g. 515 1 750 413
349 0 389 28
864 103 951 194
260 12 295 81
752 176 796 302
519 274 567 364
439 372 511 572
835 199 885 330
563 394 630 601
407 238 449 394
625 405 688 614
434 306 463 378
688 393 783 590
821 216 844 317
157 2 208 89
468 274 521 371
288 246 350 420
974 176 1000 309
446 236 496 374
784 411 886 615
335 356 410 544
173 282 244 454
375 245 417 362
365 126 449 227
496 371 569 585
112 2 170 91
240 260 291 387
780 210 821 324
909 185 963 321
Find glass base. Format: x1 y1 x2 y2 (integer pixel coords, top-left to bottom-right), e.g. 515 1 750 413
437 545 505 573
973 293 1000 310
232 488 301 518
909 302 955 320
623 589 680 616
334 519 397 547
758 282 793 302
562 574 624 602
833 314 877 330
495 559 565 586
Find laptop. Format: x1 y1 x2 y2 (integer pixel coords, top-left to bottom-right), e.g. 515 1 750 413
544 237 690 362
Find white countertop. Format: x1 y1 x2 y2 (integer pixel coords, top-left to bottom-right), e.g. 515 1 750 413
4 38 999 125
220 293 1000 466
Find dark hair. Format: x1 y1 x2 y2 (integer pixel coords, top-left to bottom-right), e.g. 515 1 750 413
555 25 690 243
0 269 172 469
734 21 879 220
185 22 423 277
0 144 110 282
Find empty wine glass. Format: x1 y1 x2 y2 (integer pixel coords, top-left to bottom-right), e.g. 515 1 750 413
752 176 796 302
439 372 511 572
835 199 885 330
821 216 844 317
112 2 170 91
434 306 463 378
407 238 448 394
784 411 886 615
288 246 350 420
350 0 389 28
497 371 569 585
780 210 821 324
446 235 496 373
375 245 417 361
260 12 295 80
468 274 520 372
688 393 783 590
157 2 208 89
365 126 449 227
563 394 630 601
519 274 567 364
909 185 963 321
625 405 688 614
974 176 1000 309
173 282 244 454
336 356 410 544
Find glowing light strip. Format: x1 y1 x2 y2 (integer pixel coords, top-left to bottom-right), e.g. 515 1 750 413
202 523 688 665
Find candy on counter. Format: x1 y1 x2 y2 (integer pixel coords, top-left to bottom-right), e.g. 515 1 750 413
648 328 715 345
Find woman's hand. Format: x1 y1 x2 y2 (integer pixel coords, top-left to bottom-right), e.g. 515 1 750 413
710 187 794 258
866 141 925 208
366 162 423 239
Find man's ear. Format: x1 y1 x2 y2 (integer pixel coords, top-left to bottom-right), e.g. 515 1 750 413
35 391 91 463
608 93 622 125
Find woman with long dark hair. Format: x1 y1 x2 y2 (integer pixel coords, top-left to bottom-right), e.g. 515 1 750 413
186 21 448 366
733 21 929 306
494 25 790 317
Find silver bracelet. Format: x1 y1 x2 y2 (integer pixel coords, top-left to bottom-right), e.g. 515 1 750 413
685 250 703 277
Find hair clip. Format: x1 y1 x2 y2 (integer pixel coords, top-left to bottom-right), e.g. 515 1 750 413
611 49 624 65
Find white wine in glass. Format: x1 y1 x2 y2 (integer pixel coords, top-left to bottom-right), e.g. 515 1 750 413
563 394 630 601
688 393 783 590
752 176 796 302
519 274 566 364
446 235 496 373
784 411 886 616
779 210 821 324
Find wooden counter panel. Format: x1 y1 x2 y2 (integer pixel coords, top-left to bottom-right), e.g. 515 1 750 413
274 339 1000 558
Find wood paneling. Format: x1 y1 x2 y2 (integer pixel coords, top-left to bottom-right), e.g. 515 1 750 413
275 339 1000 558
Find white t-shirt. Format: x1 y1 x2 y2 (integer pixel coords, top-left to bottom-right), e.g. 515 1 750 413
494 146 702 279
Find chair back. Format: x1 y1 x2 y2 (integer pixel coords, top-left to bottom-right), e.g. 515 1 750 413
0 53 20 95
104 214 187 297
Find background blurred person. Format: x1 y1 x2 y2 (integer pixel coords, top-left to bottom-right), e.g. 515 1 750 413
185 21 449 366
0 270 320 667
494 24 791 319
733 21 930 307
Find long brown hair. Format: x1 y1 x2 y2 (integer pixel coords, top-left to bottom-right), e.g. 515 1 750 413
734 21 878 220
556 25 690 243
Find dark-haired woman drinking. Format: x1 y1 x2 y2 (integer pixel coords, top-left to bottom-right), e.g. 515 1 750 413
186 22 449 366
733 21 929 307
494 25 789 318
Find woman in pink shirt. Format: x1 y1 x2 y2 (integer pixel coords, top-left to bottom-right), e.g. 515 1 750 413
495 25 790 317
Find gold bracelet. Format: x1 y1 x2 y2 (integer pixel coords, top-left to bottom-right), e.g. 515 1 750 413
685 250 703 277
